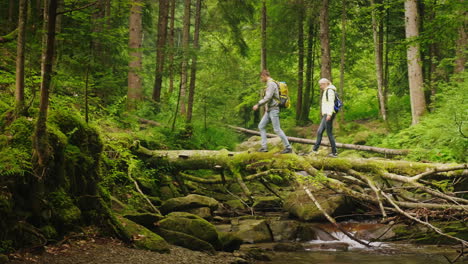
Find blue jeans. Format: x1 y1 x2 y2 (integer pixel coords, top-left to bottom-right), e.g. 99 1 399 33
258 109 291 149
313 114 337 154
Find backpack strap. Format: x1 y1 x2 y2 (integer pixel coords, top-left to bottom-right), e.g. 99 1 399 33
325 88 334 102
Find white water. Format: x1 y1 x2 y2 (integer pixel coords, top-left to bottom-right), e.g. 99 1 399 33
307 231 388 250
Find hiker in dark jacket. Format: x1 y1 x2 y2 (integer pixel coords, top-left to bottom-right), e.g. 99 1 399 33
252 70 292 154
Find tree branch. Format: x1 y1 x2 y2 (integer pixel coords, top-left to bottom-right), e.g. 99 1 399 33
56 1 98 15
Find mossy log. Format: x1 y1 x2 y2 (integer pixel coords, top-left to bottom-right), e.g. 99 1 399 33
228 125 410 155
133 145 468 246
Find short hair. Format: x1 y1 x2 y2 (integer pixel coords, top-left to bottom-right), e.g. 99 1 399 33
318 78 331 84
261 70 270 77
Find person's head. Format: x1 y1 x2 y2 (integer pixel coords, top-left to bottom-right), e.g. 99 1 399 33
318 78 331 90
260 70 270 82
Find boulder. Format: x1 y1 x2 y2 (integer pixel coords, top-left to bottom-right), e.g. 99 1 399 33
236 136 283 152
118 216 170 253
160 194 219 215
187 207 212 220
252 196 282 212
157 228 215 253
231 219 273 243
268 220 301 241
123 213 164 230
296 223 336 241
157 212 221 250
283 189 352 221
218 231 243 252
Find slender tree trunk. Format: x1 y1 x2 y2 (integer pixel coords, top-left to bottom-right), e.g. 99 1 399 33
8 0 15 29
302 16 315 123
296 0 304 123
371 0 387 121
338 0 346 124
127 0 143 110
34 0 58 170
15 0 28 116
179 0 191 117
168 0 176 94
404 0 426 125
319 0 331 81
153 0 169 102
187 0 202 123
454 4 466 75
261 0 267 71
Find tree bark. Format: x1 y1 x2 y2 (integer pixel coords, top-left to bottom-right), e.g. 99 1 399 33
319 0 331 81
338 0 346 123
302 16 316 124
404 0 426 125
371 0 387 121
296 0 305 123
187 0 202 123
34 0 58 171
179 0 191 117
127 0 144 110
228 125 410 155
261 0 267 71
153 0 169 102
168 0 176 94
15 0 28 116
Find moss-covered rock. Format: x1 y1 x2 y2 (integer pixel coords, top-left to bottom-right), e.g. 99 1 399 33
252 196 282 212
186 207 212 219
48 189 82 227
160 194 219 214
268 220 301 241
123 213 164 230
157 212 221 249
390 221 468 244
218 232 243 252
225 200 246 210
283 189 353 221
156 228 215 253
231 219 273 243
118 216 170 253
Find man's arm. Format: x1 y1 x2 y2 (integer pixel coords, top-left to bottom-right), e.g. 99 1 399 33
257 82 276 106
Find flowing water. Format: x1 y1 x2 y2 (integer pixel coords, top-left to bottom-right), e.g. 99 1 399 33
251 231 462 264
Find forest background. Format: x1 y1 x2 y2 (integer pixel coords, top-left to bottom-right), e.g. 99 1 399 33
0 0 467 257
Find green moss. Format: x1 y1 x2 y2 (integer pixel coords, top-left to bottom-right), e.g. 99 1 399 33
40 225 58 239
156 227 215 253
48 189 81 226
118 216 170 253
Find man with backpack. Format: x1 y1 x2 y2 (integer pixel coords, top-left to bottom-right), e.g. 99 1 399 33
252 70 292 154
310 78 338 157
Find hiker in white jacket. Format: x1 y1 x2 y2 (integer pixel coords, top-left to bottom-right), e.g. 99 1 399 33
311 78 338 157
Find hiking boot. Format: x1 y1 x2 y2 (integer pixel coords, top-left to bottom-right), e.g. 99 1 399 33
280 147 293 154
257 147 268 152
328 153 338 158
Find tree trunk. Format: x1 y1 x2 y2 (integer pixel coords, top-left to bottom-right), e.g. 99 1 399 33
319 0 331 81
454 4 466 74
228 125 410 155
404 0 426 125
338 0 346 124
179 0 191 117
187 0 202 123
168 0 176 94
302 16 316 123
153 0 169 102
34 0 58 170
15 0 28 116
8 0 16 29
261 0 267 71
296 0 304 123
371 0 387 122
127 0 144 110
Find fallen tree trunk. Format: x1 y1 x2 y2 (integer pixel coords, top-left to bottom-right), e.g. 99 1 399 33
228 125 410 155
132 145 468 245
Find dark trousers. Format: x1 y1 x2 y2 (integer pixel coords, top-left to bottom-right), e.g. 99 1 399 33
313 114 337 154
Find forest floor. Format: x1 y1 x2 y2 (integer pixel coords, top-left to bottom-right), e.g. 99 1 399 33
7 237 241 264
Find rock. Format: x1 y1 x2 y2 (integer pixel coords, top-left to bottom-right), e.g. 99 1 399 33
230 257 249 264
0 254 8 264
118 216 170 253
252 196 282 212
187 207 212 220
273 242 305 251
225 200 246 210
354 223 398 241
296 224 336 241
268 220 301 242
157 212 221 250
160 194 219 215
243 248 272 261
235 136 283 152
218 232 243 252
157 227 216 253
304 242 349 251
123 213 164 230
283 189 352 221
232 219 273 243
